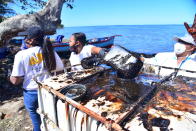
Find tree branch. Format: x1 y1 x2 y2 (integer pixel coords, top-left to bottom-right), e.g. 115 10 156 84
0 0 66 46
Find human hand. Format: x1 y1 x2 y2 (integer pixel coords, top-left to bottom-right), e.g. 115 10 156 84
7 69 12 81
140 55 145 62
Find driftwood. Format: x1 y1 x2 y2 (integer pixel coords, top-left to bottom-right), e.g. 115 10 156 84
0 0 69 46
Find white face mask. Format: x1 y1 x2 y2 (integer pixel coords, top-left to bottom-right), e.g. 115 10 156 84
174 43 186 55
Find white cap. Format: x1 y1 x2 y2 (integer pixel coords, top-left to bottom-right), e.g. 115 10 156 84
174 34 196 46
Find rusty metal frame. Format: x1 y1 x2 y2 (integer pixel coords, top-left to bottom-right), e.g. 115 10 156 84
41 85 123 131
37 67 159 130
115 86 157 125
36 67 124 131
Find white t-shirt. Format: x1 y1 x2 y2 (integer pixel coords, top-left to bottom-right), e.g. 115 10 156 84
69 45 94 71
144 52 196 78
11 46 64 90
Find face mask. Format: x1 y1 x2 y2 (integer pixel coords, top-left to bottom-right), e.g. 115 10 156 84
174 43 186 55
21 39 28 49
69 44 80 54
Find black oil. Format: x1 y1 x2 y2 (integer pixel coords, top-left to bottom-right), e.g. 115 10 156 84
96 121 101 131
139 113 170 131
104 45 143 79
73 108 79 129
135 75 196 130
60 84 87 101
152 76 196 114
82 71 152 103
76 69 196 130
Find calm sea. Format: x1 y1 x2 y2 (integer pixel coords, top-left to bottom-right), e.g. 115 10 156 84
53 25 186 54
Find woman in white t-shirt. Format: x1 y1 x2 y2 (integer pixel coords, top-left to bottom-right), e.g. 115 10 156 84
69 32 104 71
10 27 64 131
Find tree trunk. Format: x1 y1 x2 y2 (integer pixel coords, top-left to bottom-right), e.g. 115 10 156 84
0 0 65 46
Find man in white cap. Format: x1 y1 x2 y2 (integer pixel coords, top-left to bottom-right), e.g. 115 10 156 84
143 34 196 78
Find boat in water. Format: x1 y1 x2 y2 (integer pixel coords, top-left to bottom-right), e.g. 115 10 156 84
10 35 118 53
52 35 118 53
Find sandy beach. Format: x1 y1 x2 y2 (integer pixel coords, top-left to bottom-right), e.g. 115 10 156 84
0 44 34 131
0 43 70 131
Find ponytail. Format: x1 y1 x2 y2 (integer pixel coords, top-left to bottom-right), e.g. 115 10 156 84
41 38 56 73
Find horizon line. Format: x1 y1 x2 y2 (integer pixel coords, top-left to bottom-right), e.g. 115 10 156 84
63 24 184 28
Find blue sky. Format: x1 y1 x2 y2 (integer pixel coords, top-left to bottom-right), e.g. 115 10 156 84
11 0 196 27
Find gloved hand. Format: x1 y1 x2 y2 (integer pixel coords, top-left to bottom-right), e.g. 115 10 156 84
81 55 102 69
98 48 108 58
184 22 196 35
184 14 196 41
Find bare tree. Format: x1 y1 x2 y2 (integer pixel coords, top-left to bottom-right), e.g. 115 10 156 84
0 0 73 46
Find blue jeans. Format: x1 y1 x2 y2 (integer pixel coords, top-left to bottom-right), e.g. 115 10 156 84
23 90 41 131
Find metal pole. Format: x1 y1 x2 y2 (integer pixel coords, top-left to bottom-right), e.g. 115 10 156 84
115 72 176 126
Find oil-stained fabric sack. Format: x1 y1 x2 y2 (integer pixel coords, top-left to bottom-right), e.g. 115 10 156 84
81 55 102 69
103 45 143 79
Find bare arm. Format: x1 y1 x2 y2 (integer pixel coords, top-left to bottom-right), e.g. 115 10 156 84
10 76 23 85
91 46 102 54
140 56 145 62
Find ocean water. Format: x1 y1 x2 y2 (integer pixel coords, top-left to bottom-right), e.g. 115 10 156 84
53 25 186 54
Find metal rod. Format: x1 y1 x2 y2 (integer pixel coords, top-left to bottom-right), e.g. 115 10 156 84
143 63 196 73
115 72 176 127
115 92 150 125
41 85 124 131
115 106 134 124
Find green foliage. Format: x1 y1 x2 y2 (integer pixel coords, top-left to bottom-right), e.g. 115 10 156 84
15 0 74 13
16 0 47 11
0 0 74 22
0 0 16 22
57 23 64 29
